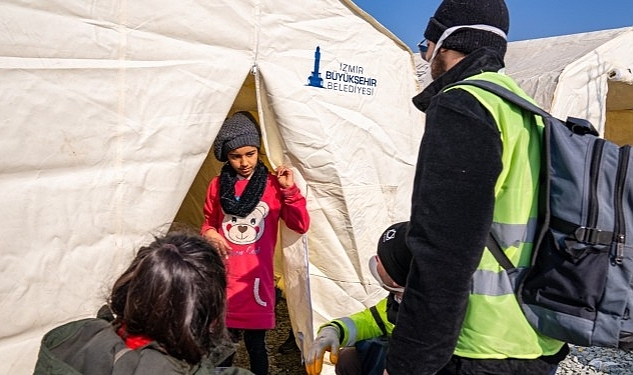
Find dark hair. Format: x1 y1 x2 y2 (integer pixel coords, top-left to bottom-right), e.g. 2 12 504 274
109 232 227 364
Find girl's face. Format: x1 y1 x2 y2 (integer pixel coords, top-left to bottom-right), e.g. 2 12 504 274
227 146 259 178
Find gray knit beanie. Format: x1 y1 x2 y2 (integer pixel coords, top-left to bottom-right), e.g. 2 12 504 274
424 0 509 58
213 111 261 162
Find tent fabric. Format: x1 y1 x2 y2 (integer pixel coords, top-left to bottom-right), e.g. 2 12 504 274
504 26 633 135
0 1 424 373
504 27 629 111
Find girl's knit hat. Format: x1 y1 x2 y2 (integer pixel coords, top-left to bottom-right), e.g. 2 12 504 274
213 111 261 162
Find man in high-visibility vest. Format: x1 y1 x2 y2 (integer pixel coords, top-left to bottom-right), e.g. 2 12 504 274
385 1 569 374
305 222 411 375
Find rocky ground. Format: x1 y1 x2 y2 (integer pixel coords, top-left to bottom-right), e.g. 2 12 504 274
232 297 308 375
232 299 633 375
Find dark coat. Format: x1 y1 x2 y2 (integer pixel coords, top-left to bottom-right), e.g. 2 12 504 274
33 317 254 375
386 47 568 375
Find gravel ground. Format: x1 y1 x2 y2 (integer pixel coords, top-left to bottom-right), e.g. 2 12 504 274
232 299 633 375
232 297 307 375
556 345 633 375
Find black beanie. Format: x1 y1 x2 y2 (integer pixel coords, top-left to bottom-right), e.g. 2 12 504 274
424 0 509 58
377 222 412 287
213 111 261 162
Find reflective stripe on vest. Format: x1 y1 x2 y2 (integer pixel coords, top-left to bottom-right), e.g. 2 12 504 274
490 219 538 250
471 267 527 296
473 219 536 294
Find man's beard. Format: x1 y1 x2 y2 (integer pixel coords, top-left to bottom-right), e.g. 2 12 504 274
430 53 448 80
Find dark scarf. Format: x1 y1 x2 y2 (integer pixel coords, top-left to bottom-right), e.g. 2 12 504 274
219 161 268 217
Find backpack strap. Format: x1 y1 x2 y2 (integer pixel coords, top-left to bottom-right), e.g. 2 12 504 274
447 79 544 272
444 79 551 119
449 79 601 137
369 305 388 337
486 233 515 271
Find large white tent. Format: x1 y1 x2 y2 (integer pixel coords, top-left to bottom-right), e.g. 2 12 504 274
0 1 424 373
505 26 633 145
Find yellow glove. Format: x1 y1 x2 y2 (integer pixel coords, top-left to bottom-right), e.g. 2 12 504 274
305 325 341 375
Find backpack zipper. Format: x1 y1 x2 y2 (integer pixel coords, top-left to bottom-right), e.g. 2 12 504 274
613 145 630 265
587 139 605 230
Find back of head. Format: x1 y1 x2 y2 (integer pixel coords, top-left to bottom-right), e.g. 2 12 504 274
109 232 227 364
376 222 412 287
424 0 509 58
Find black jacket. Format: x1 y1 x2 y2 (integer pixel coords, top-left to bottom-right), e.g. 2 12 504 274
387 48 505 374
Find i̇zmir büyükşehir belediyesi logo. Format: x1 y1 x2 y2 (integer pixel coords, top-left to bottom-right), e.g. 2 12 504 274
306 46 377 96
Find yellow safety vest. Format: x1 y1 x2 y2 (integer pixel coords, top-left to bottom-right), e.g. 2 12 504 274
446 71 564 359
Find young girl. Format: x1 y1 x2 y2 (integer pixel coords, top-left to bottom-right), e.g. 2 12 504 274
34 231 254 375
201 111 310 375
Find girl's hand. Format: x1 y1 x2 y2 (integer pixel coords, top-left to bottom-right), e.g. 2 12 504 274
275 166 294 189
203 228 231 259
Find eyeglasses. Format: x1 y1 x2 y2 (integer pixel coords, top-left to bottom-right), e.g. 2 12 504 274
417 39 429 54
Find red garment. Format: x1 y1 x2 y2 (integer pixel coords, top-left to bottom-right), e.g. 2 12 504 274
116 324 153 350
201 173 309 329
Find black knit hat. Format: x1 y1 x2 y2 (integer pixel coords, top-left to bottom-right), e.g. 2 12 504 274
377 222 412 287
424 0 509 57
213 111 261 162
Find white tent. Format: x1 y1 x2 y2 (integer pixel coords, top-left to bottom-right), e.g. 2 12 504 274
0 1 424 373
504 26 633 145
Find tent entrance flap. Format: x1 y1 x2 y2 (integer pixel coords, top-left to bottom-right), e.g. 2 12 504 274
169 70 314 353
172 73 259 232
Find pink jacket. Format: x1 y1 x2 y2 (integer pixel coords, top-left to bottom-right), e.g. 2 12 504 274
201 173 309 329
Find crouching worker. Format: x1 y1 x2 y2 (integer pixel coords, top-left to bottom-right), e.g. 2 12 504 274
33 231 254 375
305 222 411 375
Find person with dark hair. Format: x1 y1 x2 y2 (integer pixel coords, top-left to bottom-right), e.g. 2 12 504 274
201 111 310 375
305 222 411 375
385 1 569 374
34 231 254 374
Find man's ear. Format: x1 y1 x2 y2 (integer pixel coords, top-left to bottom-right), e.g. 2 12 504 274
438 47 452 55
443 48 466 58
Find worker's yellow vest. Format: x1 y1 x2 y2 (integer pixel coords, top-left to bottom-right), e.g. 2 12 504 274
446 72 564 359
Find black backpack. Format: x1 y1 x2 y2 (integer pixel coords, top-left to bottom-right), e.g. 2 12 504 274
451 79 633 350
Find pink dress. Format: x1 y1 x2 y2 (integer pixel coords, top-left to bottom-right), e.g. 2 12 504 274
201 173 309 329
